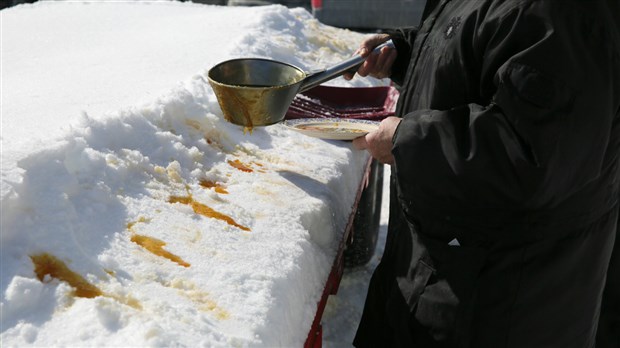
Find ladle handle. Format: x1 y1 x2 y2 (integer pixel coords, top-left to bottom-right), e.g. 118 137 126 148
299 41 395 93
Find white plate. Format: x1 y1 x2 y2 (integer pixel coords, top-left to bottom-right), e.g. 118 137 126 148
284 118 380 140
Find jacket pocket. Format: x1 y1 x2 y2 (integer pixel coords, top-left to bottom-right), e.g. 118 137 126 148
398 230 487 347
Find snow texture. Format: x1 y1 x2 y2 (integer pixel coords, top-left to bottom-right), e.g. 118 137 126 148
1 2 389 347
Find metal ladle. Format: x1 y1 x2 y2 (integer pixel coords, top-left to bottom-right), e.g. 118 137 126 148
207 41 393 129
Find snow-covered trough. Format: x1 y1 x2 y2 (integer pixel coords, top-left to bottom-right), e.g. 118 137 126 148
1 3 386 346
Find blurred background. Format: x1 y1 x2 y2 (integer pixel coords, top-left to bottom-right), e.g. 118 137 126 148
1 0 425 32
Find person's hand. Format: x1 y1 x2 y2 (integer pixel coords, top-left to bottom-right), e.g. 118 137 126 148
344 34 397 81
352 116 401 165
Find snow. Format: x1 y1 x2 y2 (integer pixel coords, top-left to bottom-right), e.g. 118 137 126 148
322 165 389 347
1 2 389 347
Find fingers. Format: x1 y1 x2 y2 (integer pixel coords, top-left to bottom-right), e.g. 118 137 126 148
356 47 397 80
356 47 396 79
359 34 391 57
346 34 392 80
373 46 397 79
352 135 369 150
361 130 395 165
357 53 378 78
353 117 400 165
358 46 370 58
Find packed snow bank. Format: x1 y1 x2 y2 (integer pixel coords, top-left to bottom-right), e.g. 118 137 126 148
0 0 381 199
1 2 386 346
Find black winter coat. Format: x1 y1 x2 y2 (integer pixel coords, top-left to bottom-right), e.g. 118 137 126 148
354 0 620 347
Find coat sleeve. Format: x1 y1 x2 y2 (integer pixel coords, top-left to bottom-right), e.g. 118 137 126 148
392 1 620 225
387 27 418 86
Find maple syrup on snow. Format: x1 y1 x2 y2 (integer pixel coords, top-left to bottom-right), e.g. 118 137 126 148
130 234 190 268
168 195 250 231
199 179 229 194
30 253 103 298
227 159 253 173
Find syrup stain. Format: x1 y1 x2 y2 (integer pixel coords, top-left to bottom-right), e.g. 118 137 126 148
30 254 144 310
199 179 229 194
186 289 230 320
215 87 255 132
228 159 253 173
168 279 230 320
168 195 250 231
109 294 143 310
130 234 190 268
252 161 267 173
127 216 150 231
185 119 202 131
30 253 103 298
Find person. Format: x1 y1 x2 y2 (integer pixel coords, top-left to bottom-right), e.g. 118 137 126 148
597 197 619 348
345 0 620 347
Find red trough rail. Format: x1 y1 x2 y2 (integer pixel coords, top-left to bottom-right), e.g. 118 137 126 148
286 85 398 348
